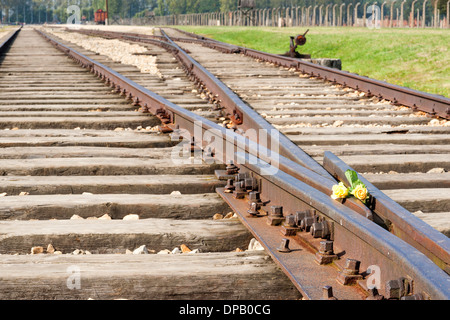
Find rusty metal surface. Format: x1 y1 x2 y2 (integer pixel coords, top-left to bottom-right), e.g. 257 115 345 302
61 26 335 181
323 151 450 275
35 27 450 300
170 28 450 120
226 152 450 300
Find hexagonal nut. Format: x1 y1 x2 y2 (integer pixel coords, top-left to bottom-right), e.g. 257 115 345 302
385 279 405 300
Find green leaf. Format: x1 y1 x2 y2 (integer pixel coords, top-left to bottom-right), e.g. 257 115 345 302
345 170 359 188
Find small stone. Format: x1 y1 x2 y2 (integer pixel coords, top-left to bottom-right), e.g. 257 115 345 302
82 192 93 195
235 248 243 252
114 127 124 131
212 213 224 220
72 249 83 255
0 192 7 197
53 251 62 255
98 214 112 220
170 191 182 196
31 246 44 254
86 216 98 220
132 245 148 254
180 244 191 253
427 168 446 173
46 244 55 254
247 238 264 251
70 214 84 220
125 249 133 254
157 249 171 254
188 249 200 254
123 214 139 220
171 247 181 254
332 120 344 127
428 119 440 126
224 212 236 219
19 192 29 196
84 250 92 255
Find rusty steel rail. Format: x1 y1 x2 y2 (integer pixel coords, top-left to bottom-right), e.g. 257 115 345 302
169 27 450 120
57 27 378 221
323 152 450 275
220 153 450 300
34 28 450 300
61 27 334 181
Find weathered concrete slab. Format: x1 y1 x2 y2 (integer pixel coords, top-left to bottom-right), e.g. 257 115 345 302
383 188 450 213
0 174 224 195
0 193 228 220
0 251 301 300
0 218 252 254
362 172 450 190
327 154 450 173
412 211 450 237
0 157 224 176
288 134 450 146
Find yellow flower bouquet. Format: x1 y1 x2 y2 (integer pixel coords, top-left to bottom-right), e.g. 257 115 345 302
331 170 370 204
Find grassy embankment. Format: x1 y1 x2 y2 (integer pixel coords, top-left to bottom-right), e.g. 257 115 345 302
175 26 450 98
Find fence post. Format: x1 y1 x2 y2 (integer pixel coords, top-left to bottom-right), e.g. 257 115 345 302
422 0 428 27
389 0 396 27
399 0 406 27
447 0 450 28
347 3 352 26
354 2 360 26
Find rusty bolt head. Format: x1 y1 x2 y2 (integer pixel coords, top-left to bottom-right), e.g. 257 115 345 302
225 179 235 191
343 258 360 275
319 240 334 255
285 214 296 227
385 277 409 300
248 202 259 216
321 286 337 300
294 211 306 225
300 216 315 231
248 191 261 203
277 238 291 253
270 206 283 217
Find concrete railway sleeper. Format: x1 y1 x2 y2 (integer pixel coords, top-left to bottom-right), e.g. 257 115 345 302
0 27 448 300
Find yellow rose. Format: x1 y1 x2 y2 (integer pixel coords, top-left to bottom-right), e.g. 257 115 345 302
331 182 349 200
352 184 368 202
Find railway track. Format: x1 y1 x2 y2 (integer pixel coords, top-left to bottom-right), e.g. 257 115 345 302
0 26 449 301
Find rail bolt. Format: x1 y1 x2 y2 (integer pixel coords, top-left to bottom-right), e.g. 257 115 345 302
270 206 283 217
319 240 334 255
247 202 259 217
385 277 411 300
277 238 291 253
267 205 284 226
248 191 263 208
226 161 239 175
224 179 235 192
336 258 363 285
232 181 247 199
300 216 315 232
321 286 337 300
310 221 330 239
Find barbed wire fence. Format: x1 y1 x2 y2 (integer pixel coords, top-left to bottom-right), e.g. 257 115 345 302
143 0 449 28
